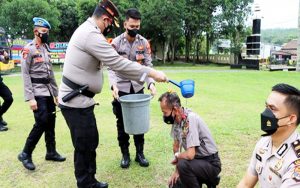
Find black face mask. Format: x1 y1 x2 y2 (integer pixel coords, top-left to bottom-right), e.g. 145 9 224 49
102 24 113 36
261 108 290 136
163 108 176 124
127 28 139 38
38 32 49 44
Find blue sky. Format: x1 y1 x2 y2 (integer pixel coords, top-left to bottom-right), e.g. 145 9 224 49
255 0 299 29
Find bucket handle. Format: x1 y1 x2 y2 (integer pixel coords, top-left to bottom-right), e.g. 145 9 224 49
117 95 154 102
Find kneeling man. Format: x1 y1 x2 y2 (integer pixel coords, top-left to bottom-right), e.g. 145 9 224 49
159 92 221 188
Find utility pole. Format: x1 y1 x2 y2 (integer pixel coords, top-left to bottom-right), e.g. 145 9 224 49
297 0 300 71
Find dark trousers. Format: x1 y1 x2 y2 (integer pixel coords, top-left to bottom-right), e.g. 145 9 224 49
0 81 13 117
175 154 221 188
61 105 99 188
23 96 56 154
112 86 144 151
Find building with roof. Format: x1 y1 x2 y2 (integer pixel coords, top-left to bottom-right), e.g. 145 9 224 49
272 39 297 62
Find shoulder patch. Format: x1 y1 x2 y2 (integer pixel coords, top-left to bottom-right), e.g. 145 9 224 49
294 159 300 166
292 140 300 158
292 166 300 182
146 42 151 54
22 48 30 59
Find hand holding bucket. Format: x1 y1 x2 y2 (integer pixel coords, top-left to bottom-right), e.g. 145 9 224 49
168 79 195 98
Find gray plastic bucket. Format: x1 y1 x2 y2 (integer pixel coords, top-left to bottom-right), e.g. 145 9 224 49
119 94 152 135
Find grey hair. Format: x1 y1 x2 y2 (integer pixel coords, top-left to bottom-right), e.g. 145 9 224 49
158 92 181 108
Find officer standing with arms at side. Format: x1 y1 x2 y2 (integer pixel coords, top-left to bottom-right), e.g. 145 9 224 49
18 17 66 171
58 1 167 188
108 8 155 169
237 83 300 188
0 50 13 132
159 92 221 188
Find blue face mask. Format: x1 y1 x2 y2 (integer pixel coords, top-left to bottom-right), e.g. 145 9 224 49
163 108 175 124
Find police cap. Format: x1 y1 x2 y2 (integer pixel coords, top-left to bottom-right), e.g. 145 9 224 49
33 17 51 29
98 0 120 27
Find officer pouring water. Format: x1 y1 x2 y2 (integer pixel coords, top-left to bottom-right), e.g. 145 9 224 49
58 1 167 187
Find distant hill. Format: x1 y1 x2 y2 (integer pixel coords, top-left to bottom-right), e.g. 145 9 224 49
261 28 298 46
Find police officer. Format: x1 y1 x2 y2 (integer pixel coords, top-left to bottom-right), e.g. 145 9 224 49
108 8 155 169
18 17 66 171
237 83 300 188
158 92 221 188
0 50 13 131
58 1 167 188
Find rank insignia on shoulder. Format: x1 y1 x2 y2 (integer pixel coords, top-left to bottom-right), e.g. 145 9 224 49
292 139 300 158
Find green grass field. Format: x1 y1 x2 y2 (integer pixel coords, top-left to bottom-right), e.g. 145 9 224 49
0 64 300 188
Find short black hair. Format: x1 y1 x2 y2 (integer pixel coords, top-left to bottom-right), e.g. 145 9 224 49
158 92 181 108
125 8 141 20
272 83 300 125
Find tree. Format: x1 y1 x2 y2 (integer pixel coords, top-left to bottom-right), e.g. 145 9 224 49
0 0 60 41
140 0 184 63
218 0 253 64
55 0 79 41
77 0 98 24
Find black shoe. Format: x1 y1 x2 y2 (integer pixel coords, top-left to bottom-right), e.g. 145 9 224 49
18 152 35 170
0 117 7 126
120 154 130 168
0 125 8 131
45 151 66 162
92 181 108 188
135 153 149 167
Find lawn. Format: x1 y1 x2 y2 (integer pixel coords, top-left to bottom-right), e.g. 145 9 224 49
0 64 300 188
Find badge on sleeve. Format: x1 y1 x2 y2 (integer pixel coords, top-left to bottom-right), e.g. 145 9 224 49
292 140 300 158
146 42 151 54
22 48 29 59
293 159 300 166
292 166 300 182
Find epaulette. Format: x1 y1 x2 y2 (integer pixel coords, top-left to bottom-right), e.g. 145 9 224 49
292 139 300 158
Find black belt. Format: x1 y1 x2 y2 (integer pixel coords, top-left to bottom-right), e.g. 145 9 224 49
31 77 50 84
195 152 219 160
62 76 95 98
